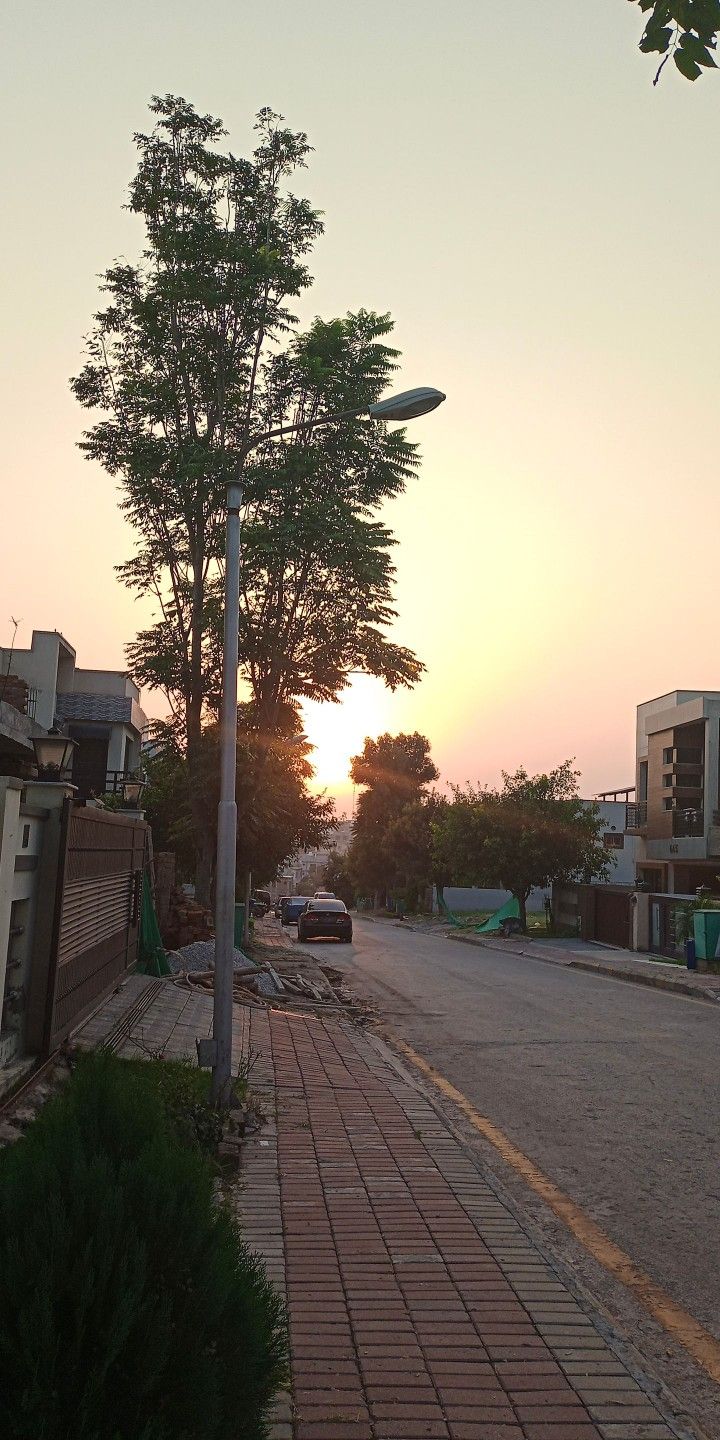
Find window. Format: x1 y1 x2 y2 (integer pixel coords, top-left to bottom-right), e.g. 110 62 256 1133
663 775 673 788
603 833 624 849
663 798 673 811
663 747 674 765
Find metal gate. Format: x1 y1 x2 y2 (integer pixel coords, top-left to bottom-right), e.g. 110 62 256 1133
594 888 632 949
41 802 147 1053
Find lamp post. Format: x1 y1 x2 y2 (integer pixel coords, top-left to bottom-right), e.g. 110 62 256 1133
210 385 445 1104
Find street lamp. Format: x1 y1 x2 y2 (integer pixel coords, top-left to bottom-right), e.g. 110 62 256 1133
31 727 76 780
210 385 445 1104
121 773 147 809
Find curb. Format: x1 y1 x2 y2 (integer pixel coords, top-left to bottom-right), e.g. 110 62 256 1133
568 957 720 1005
447 931 720 1005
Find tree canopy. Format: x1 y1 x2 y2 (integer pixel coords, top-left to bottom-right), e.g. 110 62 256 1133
629 0 719 81
348 733 438 905
72 96 427 894
435 762 610 928
144 709 334 889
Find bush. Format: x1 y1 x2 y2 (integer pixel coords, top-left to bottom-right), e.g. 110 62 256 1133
0 1053 287 1440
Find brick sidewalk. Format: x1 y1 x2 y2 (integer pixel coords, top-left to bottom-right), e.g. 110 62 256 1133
238 1007 687 1440
74 979 695 1440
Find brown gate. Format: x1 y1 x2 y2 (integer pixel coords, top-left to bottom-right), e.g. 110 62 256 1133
594 888 632 949
37 801 147 1054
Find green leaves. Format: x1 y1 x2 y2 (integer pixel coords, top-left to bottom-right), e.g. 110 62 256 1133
433 764 611 921
72 96 426 890
629 0 719 80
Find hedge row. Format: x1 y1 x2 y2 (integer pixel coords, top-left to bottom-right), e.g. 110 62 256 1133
0 1053 287 1439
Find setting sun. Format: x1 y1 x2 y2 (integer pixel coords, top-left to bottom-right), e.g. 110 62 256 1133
302 675 394 801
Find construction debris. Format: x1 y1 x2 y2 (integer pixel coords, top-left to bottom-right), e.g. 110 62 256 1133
167 940 253 974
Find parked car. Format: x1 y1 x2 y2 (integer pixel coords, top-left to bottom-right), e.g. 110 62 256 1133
280 896 312 926
274 896 288 919
250 891 271 917
313 889 336 899
298 899 352 944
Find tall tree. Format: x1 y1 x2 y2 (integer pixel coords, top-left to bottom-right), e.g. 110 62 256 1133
436 762 610 930
72 97 425 897
629 0 719 81
72 96 320 896
348 733 438 906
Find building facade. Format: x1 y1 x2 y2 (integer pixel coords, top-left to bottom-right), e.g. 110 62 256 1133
0 630 147 798
626 690 720 894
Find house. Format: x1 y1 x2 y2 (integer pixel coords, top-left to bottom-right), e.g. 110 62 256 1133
625 690 720 894
0 629 147 798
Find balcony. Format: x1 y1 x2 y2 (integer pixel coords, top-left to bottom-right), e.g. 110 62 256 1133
625 802 647 831
672 809 704 838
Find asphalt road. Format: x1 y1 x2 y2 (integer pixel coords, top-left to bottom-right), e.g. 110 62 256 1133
290 914 720 1356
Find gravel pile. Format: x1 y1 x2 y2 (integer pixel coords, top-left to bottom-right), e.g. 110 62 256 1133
167 940 256 974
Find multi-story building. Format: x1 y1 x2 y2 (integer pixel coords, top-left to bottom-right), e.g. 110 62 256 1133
0 629 147 798
626 690 720 894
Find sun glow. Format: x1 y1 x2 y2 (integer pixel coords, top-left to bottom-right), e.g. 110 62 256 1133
302 675 394 799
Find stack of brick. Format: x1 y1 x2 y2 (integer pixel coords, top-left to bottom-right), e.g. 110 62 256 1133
162 889 214 950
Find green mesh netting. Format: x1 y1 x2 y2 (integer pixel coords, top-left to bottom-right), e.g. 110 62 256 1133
138 869 171 977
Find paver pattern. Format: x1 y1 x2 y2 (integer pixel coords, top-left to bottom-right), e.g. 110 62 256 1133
238 1006 683 1440
76 978 692 1440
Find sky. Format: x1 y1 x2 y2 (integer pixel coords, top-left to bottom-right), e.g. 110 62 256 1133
2 1 719 811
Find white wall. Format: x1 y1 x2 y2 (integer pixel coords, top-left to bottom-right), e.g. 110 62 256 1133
590 799 639 885
435 886 549 915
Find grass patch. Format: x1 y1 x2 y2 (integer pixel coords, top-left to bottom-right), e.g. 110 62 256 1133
0 1051 286 1440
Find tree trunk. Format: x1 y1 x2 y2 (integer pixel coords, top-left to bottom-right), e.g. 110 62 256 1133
517 892 528 932
194 828 215 912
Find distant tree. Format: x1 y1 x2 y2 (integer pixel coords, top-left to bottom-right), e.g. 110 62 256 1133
323 851 356 908
384 794 451 912
436 761 610 930
347 733 438 906
629 0 719 82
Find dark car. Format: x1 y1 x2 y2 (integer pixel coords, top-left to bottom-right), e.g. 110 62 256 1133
280 896 312 926
274 896 288 919
250 890 271 918
298 899 352 944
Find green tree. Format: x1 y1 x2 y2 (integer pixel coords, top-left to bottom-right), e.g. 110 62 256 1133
348 733 438 906
236 311 423 730
384 794 451 912
629 0 719 81
323 850 356 908
72 97 425 898
436 761 610 931
144 709 334 894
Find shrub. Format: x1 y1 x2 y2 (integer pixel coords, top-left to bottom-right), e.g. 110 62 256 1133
0 1053 286 1440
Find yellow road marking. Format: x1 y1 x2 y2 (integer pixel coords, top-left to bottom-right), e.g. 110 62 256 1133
394 1036 720 1384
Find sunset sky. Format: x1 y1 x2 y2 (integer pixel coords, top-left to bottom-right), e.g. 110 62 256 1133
2 2 719 812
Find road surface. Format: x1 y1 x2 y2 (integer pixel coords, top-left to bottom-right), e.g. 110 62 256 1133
282 910 720 1415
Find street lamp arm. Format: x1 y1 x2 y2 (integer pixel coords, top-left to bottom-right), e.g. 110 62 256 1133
245 405 367 455
243 386 445 457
